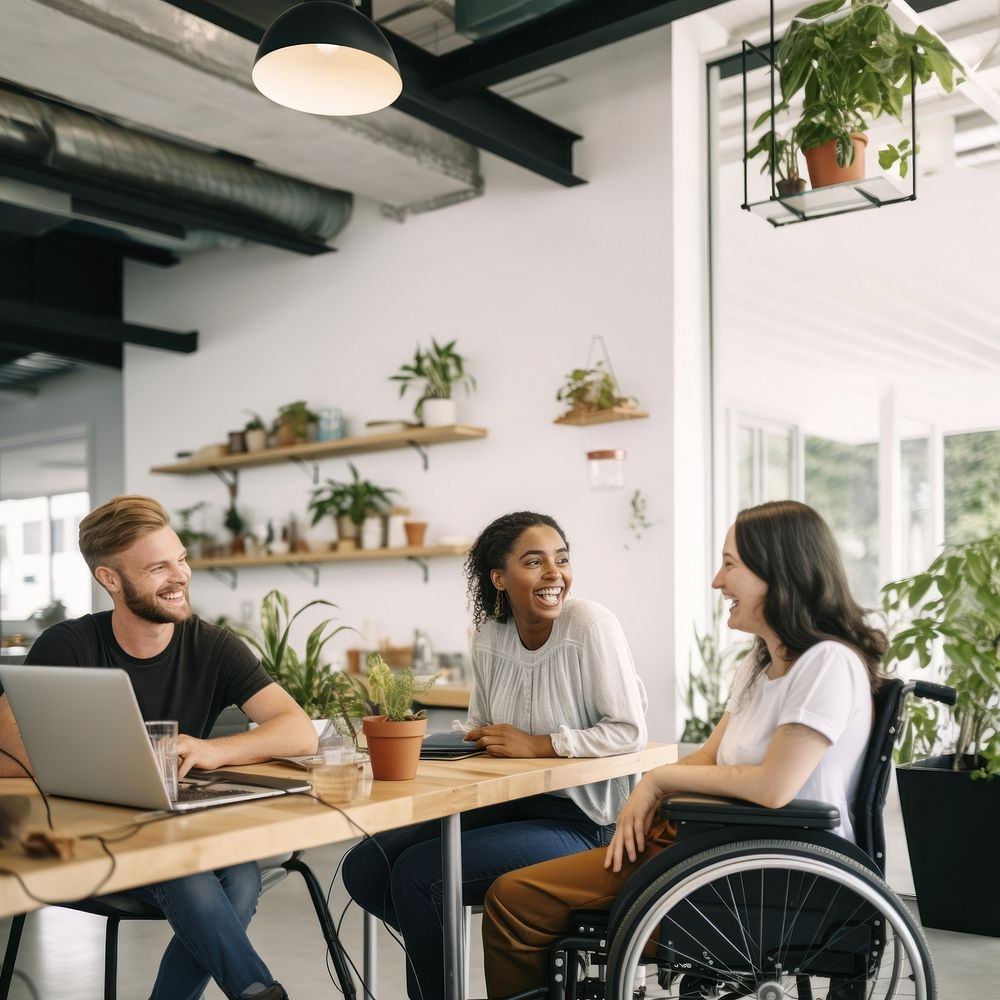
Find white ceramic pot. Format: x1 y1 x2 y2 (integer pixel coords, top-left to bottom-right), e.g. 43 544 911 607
421 398 457 427
337 516 358 541
360 514 385 549
245 428 268 452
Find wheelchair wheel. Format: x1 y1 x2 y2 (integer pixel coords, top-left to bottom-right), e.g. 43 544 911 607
605 840 934 1000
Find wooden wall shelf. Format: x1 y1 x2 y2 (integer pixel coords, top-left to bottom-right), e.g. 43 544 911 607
190 544 469 589
151 425 488 476
554 407 649 426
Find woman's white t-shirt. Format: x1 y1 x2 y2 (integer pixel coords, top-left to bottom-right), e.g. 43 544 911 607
717 641 872 842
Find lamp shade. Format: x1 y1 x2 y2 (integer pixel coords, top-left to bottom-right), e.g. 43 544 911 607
252 0 402 116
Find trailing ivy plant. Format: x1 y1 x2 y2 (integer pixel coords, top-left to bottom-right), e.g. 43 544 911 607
882 534 1000 780
752 0 963 173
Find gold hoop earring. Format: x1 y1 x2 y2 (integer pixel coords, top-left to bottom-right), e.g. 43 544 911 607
493 590 505 619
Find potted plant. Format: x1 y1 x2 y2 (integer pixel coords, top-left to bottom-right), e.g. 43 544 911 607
273 400 319 447
173 502 212 559
752 0 963 189
308 463 400 550
390 338 476 427
680 598 748 745
243 411 269 452
882 533 1000 936
745 129 805 197
223 503 246 555
555 360 640 421
362 652 437 780
229 590 366 743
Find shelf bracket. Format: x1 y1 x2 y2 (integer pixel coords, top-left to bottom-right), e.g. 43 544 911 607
208 567 238 590
406 439 429 471
210 467 239 500
407 555 430 583
285 562 320 587
289 456 319 484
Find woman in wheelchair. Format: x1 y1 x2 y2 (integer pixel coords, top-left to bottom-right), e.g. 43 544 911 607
483 500 935 1000
342 511 648 1000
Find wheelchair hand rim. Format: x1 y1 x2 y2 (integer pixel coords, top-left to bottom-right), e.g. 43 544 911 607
610 852 931 1000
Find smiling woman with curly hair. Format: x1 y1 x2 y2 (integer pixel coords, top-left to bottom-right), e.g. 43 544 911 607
342 510 648 1000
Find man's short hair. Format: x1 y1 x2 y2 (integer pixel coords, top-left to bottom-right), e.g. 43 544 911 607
78 495 171 573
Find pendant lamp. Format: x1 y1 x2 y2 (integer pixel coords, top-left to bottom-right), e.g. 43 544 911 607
252 0 402 117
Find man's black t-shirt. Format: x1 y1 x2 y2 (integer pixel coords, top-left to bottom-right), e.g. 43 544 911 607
19 613 272 738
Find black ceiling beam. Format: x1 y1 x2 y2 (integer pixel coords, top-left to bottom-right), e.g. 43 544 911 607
430 0 728 99
0 299 197 356
160 0 584 186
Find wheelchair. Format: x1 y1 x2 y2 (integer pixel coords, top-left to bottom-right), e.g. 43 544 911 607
533 677 952 1000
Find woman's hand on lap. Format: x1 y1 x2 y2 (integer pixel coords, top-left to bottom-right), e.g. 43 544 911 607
605 776 662 873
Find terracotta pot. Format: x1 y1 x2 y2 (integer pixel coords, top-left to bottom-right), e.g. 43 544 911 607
274 420 299 447
362 715 427 780
404 521 427 547
802 133 868 189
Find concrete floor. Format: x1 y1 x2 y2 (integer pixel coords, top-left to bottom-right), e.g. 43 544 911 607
0 784 997 999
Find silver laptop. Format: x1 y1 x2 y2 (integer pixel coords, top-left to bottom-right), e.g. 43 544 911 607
0 664 310 812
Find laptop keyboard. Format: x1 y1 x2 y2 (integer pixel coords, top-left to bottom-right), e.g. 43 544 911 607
176 784 240 802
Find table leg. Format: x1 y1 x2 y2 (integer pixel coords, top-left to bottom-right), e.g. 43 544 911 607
363 909 378 998
442 813 465 1000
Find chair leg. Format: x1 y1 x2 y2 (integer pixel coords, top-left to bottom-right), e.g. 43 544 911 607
363 910 378 999
282 855 356 1000
0 914 26 1000
104 916 120 1000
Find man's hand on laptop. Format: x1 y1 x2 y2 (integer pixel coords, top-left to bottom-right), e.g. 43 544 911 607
176 735 228 778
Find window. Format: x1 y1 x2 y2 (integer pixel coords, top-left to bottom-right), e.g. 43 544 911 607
734 417 798 510
944 429 1000 544
22 521 43 556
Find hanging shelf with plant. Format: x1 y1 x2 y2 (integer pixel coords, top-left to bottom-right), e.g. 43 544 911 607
553 337 648 426
741 0 964 227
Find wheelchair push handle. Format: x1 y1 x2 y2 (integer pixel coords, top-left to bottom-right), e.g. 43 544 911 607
912 680 957 705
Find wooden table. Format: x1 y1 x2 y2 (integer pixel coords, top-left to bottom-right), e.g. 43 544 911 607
0 743 677 998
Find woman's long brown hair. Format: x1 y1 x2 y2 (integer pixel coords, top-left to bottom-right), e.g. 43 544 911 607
734 500 886 692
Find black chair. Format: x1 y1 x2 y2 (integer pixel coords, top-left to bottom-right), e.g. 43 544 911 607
533 678 954 1000
0 707 356 1000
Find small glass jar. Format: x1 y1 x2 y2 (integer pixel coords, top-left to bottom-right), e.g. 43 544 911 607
307 748 363 804
587 449 626 490
317 408 344 441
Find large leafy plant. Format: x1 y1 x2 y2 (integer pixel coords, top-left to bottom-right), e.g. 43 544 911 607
308 463 399 528
753 0 962 173
390 338 476 419
882 534 1000 780
230 590 366 723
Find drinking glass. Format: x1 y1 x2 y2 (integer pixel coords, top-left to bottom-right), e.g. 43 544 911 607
145 720 179 800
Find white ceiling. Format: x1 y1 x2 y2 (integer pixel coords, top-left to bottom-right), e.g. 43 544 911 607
0 435 88 499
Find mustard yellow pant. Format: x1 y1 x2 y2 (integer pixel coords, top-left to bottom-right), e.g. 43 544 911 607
482 818 677 998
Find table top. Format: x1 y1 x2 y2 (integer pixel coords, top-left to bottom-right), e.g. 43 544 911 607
0 743 676 918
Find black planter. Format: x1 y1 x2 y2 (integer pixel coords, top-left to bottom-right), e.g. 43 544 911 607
896 754 1000 937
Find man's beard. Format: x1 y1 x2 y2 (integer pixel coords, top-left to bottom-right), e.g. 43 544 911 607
120 575 192 625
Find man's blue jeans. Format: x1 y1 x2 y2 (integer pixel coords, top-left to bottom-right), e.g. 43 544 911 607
342 793 612 1000
124 862 274 1000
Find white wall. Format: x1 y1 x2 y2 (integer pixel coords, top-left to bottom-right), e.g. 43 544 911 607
123 26 712 741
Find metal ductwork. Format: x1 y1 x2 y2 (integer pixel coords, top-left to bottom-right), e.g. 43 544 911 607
0 86 353 250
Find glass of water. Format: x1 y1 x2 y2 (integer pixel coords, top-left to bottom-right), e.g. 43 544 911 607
145 720 179 800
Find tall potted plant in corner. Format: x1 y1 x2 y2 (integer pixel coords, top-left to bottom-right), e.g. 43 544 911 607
362 653 437 780
882 534 1000 937
751 0 963 189
308 463 400 550
390 338 476 428
229 590 368 743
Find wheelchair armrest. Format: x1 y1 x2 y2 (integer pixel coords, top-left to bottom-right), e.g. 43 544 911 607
661 792 840 830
